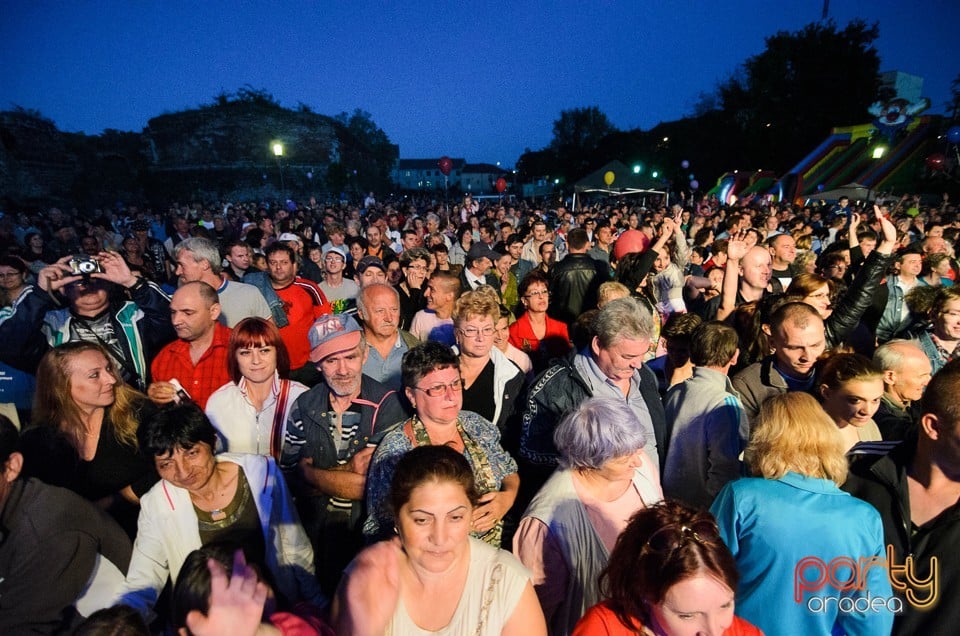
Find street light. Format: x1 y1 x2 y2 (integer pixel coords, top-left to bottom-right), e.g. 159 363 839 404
872 145 887 159
271 141 285 197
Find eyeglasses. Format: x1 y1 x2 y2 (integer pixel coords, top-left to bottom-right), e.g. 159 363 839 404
0 271 22 279
459 326 496 338
524 290 549 298
405 264 427 271
644 521 721 555
414 378 464 397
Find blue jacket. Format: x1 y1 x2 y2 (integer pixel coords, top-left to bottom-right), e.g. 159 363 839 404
711 473 894 636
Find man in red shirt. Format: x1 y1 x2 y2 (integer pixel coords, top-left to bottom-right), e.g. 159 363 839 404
266 243 332 385
147 281 231 409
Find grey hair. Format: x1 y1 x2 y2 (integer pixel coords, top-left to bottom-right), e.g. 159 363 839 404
175 237 222 275
356 282 400 318
592 296 655 348
554 397 648 470
873 339 923 373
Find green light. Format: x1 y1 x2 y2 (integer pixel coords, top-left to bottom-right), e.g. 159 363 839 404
651 170 659 178
632 164 642 174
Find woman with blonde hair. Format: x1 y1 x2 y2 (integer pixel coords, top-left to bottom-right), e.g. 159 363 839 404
452 290 525 434
710 392 893 636
22 341 158 532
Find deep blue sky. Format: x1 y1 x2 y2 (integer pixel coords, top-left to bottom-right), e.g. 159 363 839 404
2 1 957 167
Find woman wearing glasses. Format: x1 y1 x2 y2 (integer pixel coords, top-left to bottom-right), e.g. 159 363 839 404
453 290 525 435
515 397 662 635
710 392 893 635
509 271 571 371
574 500 761 636
363 341 519 548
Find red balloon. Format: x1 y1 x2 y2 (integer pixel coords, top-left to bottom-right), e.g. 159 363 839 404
438 156 453 176
495 177 507 193
926 153 946 171
613 229 651 260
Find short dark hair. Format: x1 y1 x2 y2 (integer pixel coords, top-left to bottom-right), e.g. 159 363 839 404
567 228 589 250
922 359 960 425
401 341 459 389
74 605 149 636
264 243 295 262
518 270 550 297
172 543 274 632
139 403 218 458
690 321 739 367
388 445 480 521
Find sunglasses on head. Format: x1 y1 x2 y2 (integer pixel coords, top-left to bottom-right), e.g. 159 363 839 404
644 520 721 554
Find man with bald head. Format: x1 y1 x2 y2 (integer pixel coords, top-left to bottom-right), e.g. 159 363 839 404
705 240 782 321
873 339 933 440
148 281 231 409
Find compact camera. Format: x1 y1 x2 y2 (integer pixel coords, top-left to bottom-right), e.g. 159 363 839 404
69 256 103 276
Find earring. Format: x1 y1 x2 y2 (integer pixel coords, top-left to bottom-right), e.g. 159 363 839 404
393 526 399 535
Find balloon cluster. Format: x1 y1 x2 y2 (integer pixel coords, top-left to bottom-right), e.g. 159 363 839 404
682 160 699 189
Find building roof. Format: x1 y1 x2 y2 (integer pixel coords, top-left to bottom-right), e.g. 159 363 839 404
396 158 466 170
462 163 508 174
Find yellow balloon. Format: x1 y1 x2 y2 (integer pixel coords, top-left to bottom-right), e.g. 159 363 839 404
604 171 615 186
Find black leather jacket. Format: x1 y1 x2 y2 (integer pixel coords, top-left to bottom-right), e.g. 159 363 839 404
547 253 609 325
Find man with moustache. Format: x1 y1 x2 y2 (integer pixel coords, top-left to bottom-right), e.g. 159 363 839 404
280 313 406 594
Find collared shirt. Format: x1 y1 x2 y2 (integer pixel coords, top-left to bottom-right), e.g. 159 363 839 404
573 350 658 467
362 333 408 391
150 322 232 409
205 372 309 456
464 267 485 291
274 277 332 369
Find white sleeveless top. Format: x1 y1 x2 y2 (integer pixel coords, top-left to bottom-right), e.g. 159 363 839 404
386 538 531 635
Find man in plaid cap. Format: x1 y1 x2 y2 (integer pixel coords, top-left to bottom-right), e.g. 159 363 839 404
280 313 407 594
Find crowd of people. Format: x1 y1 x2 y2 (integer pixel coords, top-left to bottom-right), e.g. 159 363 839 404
0 188 958 635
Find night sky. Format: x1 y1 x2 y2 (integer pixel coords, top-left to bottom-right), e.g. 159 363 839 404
2 1 958 167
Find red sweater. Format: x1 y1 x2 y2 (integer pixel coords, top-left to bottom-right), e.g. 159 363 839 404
574 601 764 636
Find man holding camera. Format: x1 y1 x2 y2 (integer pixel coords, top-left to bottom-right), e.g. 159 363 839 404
0 252 174 391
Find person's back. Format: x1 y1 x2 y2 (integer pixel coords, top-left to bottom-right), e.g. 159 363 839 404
548 229 607 326
0 416 133 633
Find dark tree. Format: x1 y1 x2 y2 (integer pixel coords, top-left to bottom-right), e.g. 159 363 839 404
334 108 398 185
548 106 620 180
717 20 880 171
948 72 960 120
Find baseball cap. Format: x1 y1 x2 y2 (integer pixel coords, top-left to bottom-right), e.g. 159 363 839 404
355 255 386 275
466 242 498 263
323 245 347 260
308 314 363 363
278 232 301 243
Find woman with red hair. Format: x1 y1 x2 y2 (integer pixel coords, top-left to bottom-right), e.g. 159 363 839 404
205 318 308 459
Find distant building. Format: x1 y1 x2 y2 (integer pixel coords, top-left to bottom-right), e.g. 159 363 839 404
460 163 510 194
392 158 465 190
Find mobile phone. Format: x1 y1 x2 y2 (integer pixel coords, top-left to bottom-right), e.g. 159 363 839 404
168 378 192 404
